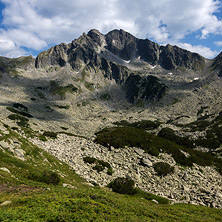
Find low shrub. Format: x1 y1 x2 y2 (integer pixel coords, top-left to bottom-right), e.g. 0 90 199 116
108 177 137 195
153 162 174 176
93 165 105 172
95 127 160 156
95 126 222 172
100 93 111 101
83 156 113 175
83 156 96 164
6 106 33 118
113 119 161 130
28 170 60 185
43 131 58 139
8 114 29 128
158 128 194 148
13 103 28 112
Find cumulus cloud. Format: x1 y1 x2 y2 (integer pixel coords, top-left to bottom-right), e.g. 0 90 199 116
214 41 222 46
177 43 218 58
0 0 222 58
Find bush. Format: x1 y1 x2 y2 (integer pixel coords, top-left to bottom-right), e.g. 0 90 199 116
153 162 174 176
108 177 137 195
95 127 160 156
83 156 96 164
83 156 113 175
28 170 60 185
113 119 161 130
43 131 58 139
158 128 194 148
8 114 29 128
93 165 105 172
100 93 111 101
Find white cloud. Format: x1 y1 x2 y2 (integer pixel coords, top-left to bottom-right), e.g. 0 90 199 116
177 43 218 58
0 0 222 58
214 41 222 46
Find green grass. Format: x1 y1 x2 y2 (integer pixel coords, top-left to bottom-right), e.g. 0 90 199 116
0 184 221 221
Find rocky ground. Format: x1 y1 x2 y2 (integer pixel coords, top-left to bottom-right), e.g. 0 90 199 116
28 133 221 208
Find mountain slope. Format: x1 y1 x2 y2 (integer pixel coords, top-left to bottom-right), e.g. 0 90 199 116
0 29 222 214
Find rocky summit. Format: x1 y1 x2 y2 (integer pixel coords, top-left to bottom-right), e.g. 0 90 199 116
0 29 222 212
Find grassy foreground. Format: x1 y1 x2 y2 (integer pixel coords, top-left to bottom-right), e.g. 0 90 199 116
0 185 222 222
0 124 222 221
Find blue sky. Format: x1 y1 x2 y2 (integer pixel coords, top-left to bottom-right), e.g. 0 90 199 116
0 0 222 58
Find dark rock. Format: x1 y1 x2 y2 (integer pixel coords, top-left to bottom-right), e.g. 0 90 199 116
159 44 205 70
105 29 138 60
123 74 168 103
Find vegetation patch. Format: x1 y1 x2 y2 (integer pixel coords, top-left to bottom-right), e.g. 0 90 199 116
83 156 113 175
100 93 112 101
55 104 70 109
6 107 33 118
12 103 28 112
172 98 181 105
28 170 60 185
113 119 161 130
43 131 58 139
158 128 194 148
108 177 137 195
50 81 78 99
153 162 174 176
8 114 29 128
84 81 94 91
95 127 222 173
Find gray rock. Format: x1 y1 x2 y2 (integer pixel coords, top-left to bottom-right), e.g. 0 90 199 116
152 199 159 204
139 158 153 167
0 167 10 173
0 141 9 149
14 149 25 158
0 201 12 206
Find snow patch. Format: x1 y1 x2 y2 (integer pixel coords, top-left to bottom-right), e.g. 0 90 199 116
194 77 199 81
123 60 130 64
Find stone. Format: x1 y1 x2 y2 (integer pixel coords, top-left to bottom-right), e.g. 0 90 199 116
0 167 10 173
0 141 9 149
0 201 12 206
152 199 159 204
139 158 153 167
14 149 25 158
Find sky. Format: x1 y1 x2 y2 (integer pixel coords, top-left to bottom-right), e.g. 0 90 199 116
0 0 222 59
